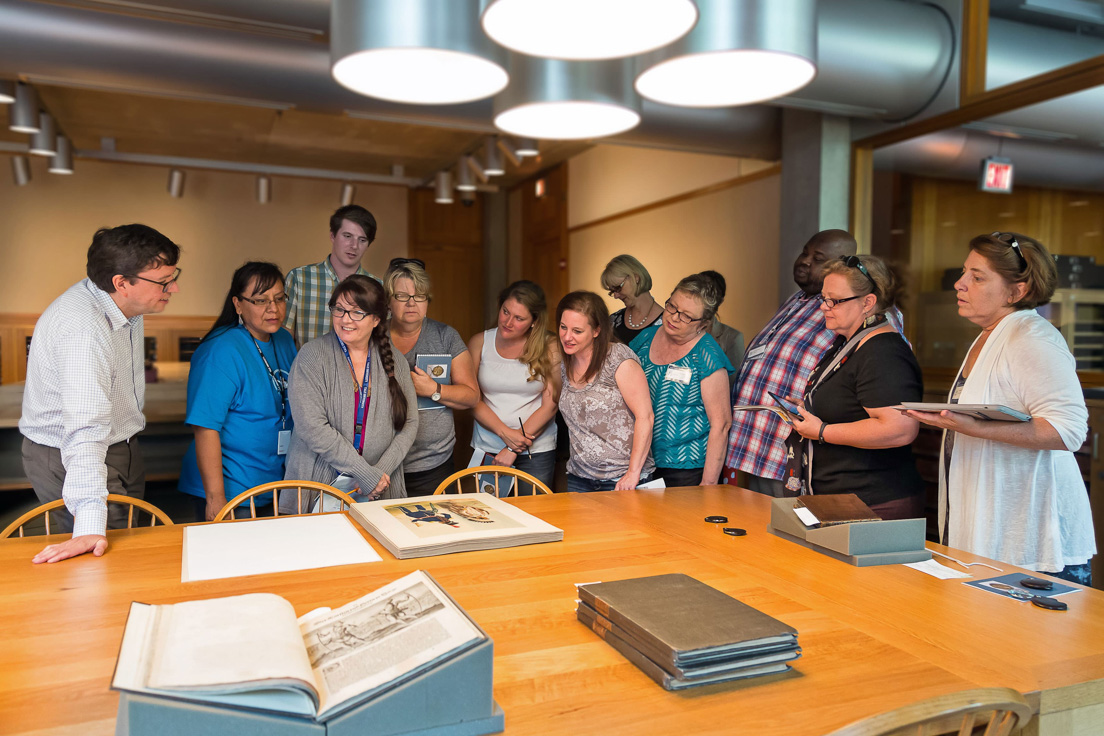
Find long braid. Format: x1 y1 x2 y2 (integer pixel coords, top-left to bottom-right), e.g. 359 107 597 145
373 323 407 431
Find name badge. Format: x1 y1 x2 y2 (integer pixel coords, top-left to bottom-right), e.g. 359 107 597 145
951 385 964 401
746 345 766 361
277 430 291 456
664 365 692 385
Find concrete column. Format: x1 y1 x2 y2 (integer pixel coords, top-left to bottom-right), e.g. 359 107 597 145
777 109 852 303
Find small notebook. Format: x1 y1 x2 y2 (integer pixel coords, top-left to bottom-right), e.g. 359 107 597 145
416 353 451 411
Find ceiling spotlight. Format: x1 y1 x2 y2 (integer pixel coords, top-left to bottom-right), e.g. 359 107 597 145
435 171 453 204
635 0 818 107
341 183 356 206
514 137 539 157
482 0 698 60
0 80 14 104
497 138 522 167
48 136 73 174
168 169 185 198
256 175 271 204
456 158 475 191
29 113 58 156
331 0 509 104
11 155 31 186
10 84 40 133
494 56 641 140
483 137 505 176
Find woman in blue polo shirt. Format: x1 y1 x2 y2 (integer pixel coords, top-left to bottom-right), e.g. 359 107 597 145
631 273 733 488
179 262 297 520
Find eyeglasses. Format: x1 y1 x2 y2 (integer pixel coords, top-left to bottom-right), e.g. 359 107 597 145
607 278 627 296
388 257 426 271
991 231 1028 272
392 292 429 303
239 294 288 309
133 267 182 293
817 294 864 309
840 256 876 290
329 306 370 321
663 300 705 324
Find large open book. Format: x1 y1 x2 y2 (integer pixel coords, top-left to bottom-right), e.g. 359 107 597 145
111 570 484 722
349 493 563 559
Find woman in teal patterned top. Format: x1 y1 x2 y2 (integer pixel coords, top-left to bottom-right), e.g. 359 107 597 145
631 273 733 487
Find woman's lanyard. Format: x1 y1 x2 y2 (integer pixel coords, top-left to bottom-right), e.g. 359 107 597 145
245 328 288 430
338 338 371 455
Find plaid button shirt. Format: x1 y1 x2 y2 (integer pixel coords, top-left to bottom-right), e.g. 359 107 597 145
725 291 903 481
283 257 378 347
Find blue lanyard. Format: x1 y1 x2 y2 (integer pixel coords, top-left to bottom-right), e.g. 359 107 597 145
337 338 371 453
244 327 288 428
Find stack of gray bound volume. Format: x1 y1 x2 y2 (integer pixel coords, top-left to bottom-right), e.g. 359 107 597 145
576 573 801 690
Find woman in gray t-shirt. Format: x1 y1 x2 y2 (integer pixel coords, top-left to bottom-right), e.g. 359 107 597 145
556 291 655 492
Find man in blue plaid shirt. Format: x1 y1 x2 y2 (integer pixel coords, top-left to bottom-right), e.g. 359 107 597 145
284 205 380 348
724 230 903 497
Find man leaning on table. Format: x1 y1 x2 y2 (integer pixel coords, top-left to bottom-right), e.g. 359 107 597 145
19 224 181 563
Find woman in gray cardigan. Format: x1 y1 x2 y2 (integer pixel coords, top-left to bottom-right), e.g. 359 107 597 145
281 275 418 511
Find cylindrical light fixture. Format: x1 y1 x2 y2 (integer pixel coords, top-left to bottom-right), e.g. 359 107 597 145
483 137 505 176
482 0 698 60
12 155 31 186
455 158 475 191
10 84 40 133
635 0 818 108
494 55 641 140
29 113 57 156
341 183 356 206
434 171 453 204
168 169 185 198
331 0 509 104
514 137 539 157
256 175 271 204
48 136 73 174
0 80 14 104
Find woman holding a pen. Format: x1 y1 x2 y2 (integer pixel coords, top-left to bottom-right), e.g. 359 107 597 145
469 281 561 493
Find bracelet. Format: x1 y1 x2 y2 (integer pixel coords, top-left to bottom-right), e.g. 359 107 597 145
818 422 829 444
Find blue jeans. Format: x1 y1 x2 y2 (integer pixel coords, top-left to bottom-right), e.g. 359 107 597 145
512 450 557 494
567 471 653 493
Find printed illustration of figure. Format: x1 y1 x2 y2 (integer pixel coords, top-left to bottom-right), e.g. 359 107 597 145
400 503 460 527
436 500 493 523
382 592 420 625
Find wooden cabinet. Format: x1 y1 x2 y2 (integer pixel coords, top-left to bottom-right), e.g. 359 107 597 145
1090 401 1104 587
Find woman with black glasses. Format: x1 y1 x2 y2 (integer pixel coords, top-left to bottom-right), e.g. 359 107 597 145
630 273 733 487
786 255 924 519
281 275 417 508
179 262 297 520
384 259 478 496
905 233 1093 584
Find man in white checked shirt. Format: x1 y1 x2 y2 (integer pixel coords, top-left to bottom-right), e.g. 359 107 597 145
20 224 181 563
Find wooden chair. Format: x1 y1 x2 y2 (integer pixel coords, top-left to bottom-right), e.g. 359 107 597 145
213 481 357 521
0 494 174 539
433 465 553 497
823 687 1033 736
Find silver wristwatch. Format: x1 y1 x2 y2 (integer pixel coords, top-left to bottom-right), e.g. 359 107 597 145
431 388 442 402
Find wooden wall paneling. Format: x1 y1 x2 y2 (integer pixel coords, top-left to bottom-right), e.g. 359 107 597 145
520 163 569 308
850 145 874 255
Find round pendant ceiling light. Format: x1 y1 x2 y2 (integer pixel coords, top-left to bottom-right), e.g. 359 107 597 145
635 0 817 107
331 0 508 105
494 56 641 140
482 0 698 60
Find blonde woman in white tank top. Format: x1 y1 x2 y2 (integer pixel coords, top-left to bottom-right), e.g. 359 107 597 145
468 281 561 492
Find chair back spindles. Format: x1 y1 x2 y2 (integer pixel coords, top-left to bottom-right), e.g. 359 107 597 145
822 687 1032 736
0 495 174 540
432 465 552 496
211 481 354 522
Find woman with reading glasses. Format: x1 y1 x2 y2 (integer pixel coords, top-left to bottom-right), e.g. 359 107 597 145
179 262 297 520
281 275 417 508
601 254 664 345
905 233 1094 583
786 255 925 520
385 259 478 496
630 273 733 487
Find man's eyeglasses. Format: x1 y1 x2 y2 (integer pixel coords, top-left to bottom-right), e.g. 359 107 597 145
133 267 182 293
392 292 429 303
329 306 370 321
840 256 876 290
239 294 288 309
991 232 1028 272
607 278 627 296
817 294 864 309
663 300 705 324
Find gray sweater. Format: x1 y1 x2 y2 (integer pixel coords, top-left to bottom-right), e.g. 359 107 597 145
281 331 418 511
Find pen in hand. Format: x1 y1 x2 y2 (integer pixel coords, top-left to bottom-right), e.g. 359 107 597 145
518 417 533 459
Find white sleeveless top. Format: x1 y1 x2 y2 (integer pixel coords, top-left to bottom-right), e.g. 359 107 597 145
472 328 557 454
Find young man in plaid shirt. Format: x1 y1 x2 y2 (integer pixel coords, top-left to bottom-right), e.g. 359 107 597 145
723 229 903 497
284 205 379 348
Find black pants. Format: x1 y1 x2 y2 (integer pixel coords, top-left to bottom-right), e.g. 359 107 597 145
404 458 457 497
654 466 704 488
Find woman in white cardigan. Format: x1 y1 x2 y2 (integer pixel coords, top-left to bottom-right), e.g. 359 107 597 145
907 232 1094 584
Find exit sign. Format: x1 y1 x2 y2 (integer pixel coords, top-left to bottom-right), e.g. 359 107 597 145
979 157 1013 193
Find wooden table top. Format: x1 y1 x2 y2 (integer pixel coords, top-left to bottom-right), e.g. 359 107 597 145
2 486 1101 735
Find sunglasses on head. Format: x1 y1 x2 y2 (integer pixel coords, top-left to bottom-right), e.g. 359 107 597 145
840 255 876 291
990 232 1028 272
388 257 426 271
